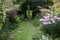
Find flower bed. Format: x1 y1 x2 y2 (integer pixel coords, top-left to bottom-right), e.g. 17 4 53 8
40 14 60 38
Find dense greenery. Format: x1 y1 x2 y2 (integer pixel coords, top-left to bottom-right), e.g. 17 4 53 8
0 0 60 40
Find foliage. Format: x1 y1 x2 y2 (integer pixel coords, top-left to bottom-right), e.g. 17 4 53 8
51 3 60 15
40 14 60 39
0 0 20 40
0 0 4 29
0 14 19 40
12 0 26 5
38 0 53 6
0 0 60 40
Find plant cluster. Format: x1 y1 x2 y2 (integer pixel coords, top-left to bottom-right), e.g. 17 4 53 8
40 14 60 38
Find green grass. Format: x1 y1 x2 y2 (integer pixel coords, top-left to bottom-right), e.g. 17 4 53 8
8 18 41 40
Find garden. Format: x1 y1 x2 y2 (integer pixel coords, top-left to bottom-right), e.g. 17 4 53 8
0 0 60 40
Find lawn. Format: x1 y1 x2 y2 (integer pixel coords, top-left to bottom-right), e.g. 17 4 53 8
7 18 41 40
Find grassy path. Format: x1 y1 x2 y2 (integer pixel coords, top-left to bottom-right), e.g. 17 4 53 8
8 19 40 40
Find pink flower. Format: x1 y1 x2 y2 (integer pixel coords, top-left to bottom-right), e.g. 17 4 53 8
43 16 49 19
44 14 51 19
50 18 56 23
47 14 51 16
43 16 47 19
48 22 51 24
43 22 48 25
54 16 58 20
57 18 60 21
43 21 51 25
40 18 49 22
40 18 44 22
46 16 50 19
54 16 60 21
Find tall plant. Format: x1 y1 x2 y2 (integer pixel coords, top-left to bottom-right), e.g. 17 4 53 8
0 0 4 29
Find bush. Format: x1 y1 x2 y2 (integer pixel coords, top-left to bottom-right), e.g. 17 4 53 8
40 14 60 39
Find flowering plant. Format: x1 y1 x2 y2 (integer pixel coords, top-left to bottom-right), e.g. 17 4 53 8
40 14 60 38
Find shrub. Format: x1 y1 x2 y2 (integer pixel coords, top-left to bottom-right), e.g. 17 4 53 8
40 14 60 39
